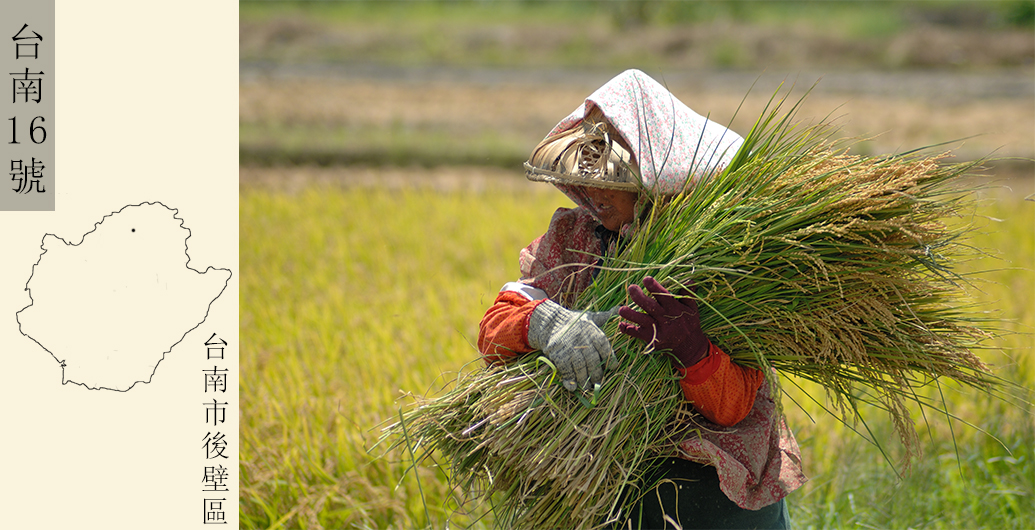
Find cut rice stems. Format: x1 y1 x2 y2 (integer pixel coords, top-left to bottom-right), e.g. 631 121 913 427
377 88 1018 529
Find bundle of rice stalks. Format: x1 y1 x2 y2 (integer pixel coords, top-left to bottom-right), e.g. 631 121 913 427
380 93 1011 528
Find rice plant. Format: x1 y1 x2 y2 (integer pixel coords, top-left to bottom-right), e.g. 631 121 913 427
378 91 1023 529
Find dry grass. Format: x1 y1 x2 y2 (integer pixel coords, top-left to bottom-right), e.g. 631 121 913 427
240 77 1035 166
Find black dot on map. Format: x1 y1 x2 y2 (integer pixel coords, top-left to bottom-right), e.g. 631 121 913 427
131 228 136 232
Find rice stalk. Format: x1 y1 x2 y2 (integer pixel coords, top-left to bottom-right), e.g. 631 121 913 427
376 88 1017 529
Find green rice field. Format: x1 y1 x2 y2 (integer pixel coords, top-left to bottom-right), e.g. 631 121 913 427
240 174 1033 529
239 0 1032 526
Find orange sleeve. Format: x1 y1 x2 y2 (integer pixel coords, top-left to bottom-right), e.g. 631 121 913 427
677 343 764 427
478 290 546 365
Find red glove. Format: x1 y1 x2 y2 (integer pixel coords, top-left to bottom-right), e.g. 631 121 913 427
618 276 710 369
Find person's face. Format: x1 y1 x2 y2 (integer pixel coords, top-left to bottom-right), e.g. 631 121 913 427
584 187 638 231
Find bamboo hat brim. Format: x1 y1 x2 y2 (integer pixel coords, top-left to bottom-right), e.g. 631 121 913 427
524 115 641 191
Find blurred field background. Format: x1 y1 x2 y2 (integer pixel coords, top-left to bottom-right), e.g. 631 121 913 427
240 1 1034 528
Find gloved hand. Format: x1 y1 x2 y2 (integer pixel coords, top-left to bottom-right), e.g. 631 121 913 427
528 300 619 391
618 276 710 369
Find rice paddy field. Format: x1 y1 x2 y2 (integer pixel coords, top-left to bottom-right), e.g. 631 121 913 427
239 2 1033 528
240 166 1032 529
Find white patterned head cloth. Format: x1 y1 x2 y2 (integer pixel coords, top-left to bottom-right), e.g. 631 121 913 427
535 69 744 208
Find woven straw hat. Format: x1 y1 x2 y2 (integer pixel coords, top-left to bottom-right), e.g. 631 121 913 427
524 110 640 191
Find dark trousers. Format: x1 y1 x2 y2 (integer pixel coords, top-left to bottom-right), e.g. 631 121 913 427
617 458 790 530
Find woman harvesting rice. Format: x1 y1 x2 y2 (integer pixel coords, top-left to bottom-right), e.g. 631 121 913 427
387 66 999 530
478 69 807 529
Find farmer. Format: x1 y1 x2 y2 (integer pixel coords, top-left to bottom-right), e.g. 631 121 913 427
478 69 806 529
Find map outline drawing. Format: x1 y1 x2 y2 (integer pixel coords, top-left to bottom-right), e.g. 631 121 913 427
15 200 233 392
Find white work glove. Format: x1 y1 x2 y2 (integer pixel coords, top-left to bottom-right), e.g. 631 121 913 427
528 300 619 391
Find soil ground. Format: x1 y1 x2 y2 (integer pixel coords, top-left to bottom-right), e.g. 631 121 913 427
240 5 1033 200
241 66 1033 200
